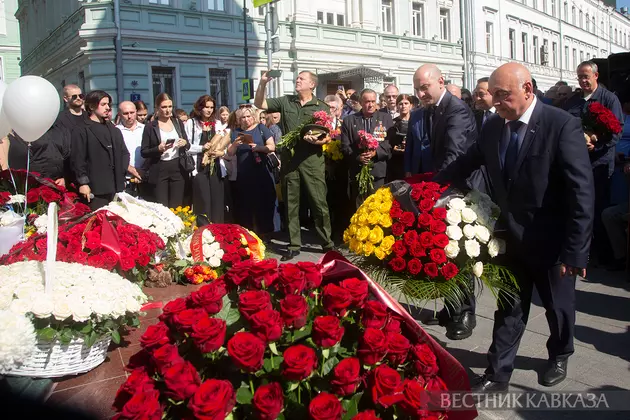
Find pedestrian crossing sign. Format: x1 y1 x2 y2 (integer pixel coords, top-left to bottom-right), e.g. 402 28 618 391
253 0 274 7
241 79 251 101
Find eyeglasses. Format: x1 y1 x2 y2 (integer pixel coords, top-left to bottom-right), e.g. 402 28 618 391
239 104 253 108
68 94 85 100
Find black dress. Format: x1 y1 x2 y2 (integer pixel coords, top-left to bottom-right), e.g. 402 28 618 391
386 116 409 182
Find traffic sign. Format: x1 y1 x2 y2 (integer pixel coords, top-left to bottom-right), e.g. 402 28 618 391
241 79 252 101
253 0 274 7
130 93 141 102
264 5 279 34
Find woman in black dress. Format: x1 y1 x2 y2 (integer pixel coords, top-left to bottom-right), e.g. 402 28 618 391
386 94 413 182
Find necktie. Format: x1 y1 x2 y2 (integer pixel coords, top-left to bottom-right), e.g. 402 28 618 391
503 120 523 184
364 117 371 133
482 110 490 126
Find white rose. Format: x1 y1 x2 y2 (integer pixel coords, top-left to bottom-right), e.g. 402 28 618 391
446 225 463 241
125 297 141 313
464 239 481 258
202 230 215 243
92 300 114 318
473 225 491 244
208 256 222 268
447 197 466 211
461 208 478 224
111 300 127 318
463 224 476 239
487 238 500 258
210 241 221 251
215 248 225 259
34 214 48 233
444 241 460 259
14 283 39 301
473 261 484 278
10 299 32 315
53 299 73 321
445 208 462 225
0 292 12 310
31 294 54 319
202 244 215 258
71 301 93 323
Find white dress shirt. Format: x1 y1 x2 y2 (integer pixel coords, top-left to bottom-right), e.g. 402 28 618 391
184 118 226 177
116 122 145 168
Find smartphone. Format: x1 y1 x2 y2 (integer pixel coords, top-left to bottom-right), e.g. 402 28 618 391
267 70 282 78
165 139 175 148
338 85 344 91
242 134 254 144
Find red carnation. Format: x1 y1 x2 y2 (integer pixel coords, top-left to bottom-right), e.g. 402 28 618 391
424 262 438 278
407 258 423 275
441 262 459 280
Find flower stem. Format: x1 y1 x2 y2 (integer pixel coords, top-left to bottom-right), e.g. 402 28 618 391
298 384 301 405
250 378 255 396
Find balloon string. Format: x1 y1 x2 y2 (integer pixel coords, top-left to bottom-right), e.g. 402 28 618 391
23 144 31 238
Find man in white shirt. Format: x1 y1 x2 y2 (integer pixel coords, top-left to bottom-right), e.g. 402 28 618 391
116 101 144 182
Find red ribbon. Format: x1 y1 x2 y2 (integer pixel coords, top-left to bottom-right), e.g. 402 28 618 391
81 211 122 258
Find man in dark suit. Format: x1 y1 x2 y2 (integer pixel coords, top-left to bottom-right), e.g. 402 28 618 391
341 88 392 208
414 63 479 340
436 63 594 391
404 106 429 177
473 77 496 135
55 84 87 133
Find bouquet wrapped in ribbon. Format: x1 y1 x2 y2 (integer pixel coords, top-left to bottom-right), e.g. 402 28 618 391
356 130 379 195
112 253 476 420
344 179 518 309
277 111 333 156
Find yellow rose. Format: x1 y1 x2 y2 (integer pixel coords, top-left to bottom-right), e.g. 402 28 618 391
356 226 370 241
358 212 368 225
343 230 351 243
350 214 358 224
379 201 392 213
374 246 387 260
381 235 396 250
368 211 381 225
363 242 375 256
348 238 358 252
354 241 363 255
348 225 357 235
368 226 384 244
380 214 393 228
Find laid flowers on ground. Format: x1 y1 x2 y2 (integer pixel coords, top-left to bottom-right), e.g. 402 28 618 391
0 261 147 347
0 309 37 374
112 258 453 420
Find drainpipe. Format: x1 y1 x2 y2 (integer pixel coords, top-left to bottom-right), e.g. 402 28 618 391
114 0 124 107
459 0 470 88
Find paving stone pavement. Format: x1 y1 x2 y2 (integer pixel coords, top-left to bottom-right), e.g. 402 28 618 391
267 231 630 419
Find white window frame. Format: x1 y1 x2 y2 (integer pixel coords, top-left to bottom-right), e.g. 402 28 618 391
485 21 494 55
411 2 424 38
439 8 451 42
552 41 558 67
316 11 346 27
149 0 170 5
522 32 528 62
381 0 394 33
207 0 225 12
509 29 516 59
533 35 539 64
551 0 557 17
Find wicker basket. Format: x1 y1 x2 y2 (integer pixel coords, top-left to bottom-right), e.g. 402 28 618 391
9 334 112 378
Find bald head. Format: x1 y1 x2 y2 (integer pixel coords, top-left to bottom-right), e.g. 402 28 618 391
118 101 137 128
446 84 461 99
489 63 534 121
414 64 445 106
62 84 84 111
556 85 572 99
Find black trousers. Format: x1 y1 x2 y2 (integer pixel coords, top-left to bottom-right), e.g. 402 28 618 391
233 173 276 235
486 260 575 383
592 165 613 263
192 169 225 226
154 159 187 209
87 193 114 211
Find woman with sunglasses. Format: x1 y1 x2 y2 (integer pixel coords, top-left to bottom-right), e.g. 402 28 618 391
141 93 190 208
55 84 87 132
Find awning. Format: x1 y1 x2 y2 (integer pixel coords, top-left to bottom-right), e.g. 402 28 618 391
320 66 387 80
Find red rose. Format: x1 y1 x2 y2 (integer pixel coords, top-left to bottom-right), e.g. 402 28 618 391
137 254 150 267
250 309 283 342
87 253 106 269
279 294 309 329
432 207 447 220
191 317 226 353
424 262 438 278
282 344 318 381
419 232 434 248
224 259 253 287
425 376 448 409
391 222 405 236
278 264 307 295
162 361 201 401
173 308 207 333
433 233 449 249
113 368 155 411
361 300 388 329
388 257 406 272
26 189 40 204
352 411 379 420
411 343 439 377
0 191 10 206
113 389 162 420
410 185 423 201
384 317 402 334
312 315 345 348
417 213 433 227
330 357 361 396
40 187 61 203
339 277 369 307
238 247 250 257
419 199 434 212
309 392 342 420
403 230 419 246
390 205 403 219
407 258 423 275
409 241 426 258
400 378 430 417
239 290 272 320
249 259 279 288
441 262 458 280
386 332 411 366
429 249 447 265
140 322 171 349
227 332 265 372
322 284 352 316
392 240 407 257
188 379 235 420
189 282 225 315
159 297 189 324
430 220 446 234
358 328 388 365
371 364 404 408
297 261 323 289
253 382 284 420
152 344 184 373
400 211 416 227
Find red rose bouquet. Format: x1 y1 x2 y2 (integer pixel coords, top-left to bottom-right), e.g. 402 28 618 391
0 210 165 284
112 254 477 420
582 102 623 140
356 131 379 196
344 180 518 307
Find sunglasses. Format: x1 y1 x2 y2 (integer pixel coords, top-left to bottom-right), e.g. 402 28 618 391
68 94 85 100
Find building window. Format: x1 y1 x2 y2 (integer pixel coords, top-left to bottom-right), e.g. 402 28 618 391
152 67 175 102
587 52 590 60
552 41 558 67
586 14 589 32
564 46 569 69
209 69 231 109
317 11 323 23
381 0 394 33
337 15 345 26
615 28 618 44
533 0 538 10
533 36 539 64
542 38 549 65
412 2 424 37
439 8 450 41
572 48 577 69
571 6 576 25
551 0 557 17
580 50 584 62
579 11 583 28
149 0 170 4
78 71 85 94
207 0 225 11
522 33 528 62
509 29 516 59
563 3 568 21
543 0 547 13
485 22 494 54
327 12 334 25
592 17 596 33
317 11 345 26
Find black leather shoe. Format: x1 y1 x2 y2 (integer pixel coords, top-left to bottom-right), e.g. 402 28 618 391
541 360 567 387
471 375 509 394
445 312 476 340
281 250 301 262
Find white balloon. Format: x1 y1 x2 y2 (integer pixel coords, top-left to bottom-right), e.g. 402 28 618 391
3 76 60 143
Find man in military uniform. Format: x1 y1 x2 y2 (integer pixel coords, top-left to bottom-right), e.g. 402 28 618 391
255 70 334 261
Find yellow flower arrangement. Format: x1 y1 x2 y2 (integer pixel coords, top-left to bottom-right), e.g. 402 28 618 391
171 206 197 236
343 187 395 259
322 139 344 161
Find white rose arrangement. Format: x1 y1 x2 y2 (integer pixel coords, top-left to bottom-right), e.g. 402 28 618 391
0 261 148 346
0 310 37 374
178 231 225 268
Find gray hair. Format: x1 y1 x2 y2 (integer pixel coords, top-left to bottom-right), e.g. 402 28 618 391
578 61 598 73
324 95 342 106
360 88 377 99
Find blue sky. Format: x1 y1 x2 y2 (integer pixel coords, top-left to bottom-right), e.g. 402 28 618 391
619 0 630 9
